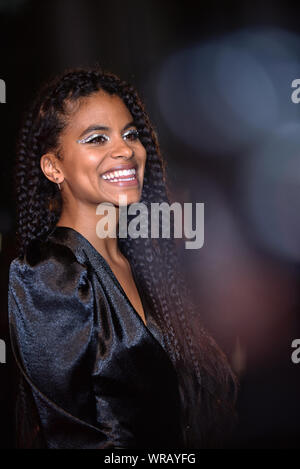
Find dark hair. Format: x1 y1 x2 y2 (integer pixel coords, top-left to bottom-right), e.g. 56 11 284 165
14 66 238 448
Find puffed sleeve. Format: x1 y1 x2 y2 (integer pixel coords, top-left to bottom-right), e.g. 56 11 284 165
8 239 116 449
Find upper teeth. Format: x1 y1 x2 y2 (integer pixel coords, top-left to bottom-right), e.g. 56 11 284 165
102 168 136 179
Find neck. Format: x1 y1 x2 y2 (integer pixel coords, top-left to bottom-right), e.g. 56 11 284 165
57 202 121 263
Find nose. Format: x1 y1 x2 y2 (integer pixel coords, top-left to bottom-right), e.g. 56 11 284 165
110 136 134 159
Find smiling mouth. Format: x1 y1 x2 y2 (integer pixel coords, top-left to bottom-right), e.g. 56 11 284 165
102 167 136 181
100 166 138 186
101 168 138 185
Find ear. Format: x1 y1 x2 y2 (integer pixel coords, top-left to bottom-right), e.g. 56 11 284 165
40 153 64 185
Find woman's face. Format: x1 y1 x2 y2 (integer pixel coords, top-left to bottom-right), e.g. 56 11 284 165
49 90 147 208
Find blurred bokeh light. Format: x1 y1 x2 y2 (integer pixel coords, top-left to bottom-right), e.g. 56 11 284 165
156 27 300 155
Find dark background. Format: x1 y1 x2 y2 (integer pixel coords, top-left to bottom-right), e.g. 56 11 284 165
1 0 300 448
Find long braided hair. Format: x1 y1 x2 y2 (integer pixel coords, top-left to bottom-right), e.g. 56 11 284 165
14 67 238 448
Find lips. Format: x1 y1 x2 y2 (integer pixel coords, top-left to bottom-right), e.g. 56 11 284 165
100 163 139 186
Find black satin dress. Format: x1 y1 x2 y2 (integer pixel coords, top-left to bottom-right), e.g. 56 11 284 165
8 226 183 449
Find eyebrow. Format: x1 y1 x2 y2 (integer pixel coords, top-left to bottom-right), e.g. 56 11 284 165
78 121 136 139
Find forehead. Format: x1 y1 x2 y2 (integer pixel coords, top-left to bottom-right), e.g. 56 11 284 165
64 90 133 133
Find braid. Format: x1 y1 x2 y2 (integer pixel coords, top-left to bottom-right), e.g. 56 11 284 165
116 78 238 446
15 110 33 258
14 66 238 448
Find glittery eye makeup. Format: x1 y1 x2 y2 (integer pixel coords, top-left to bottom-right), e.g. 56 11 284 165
77 133 109 144
123 129 139 140
76 128 140 145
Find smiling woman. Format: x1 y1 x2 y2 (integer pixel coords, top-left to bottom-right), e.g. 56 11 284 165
41 90 147 216
8 67 238 449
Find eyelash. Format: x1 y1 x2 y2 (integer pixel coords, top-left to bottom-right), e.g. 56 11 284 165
78 129 140 145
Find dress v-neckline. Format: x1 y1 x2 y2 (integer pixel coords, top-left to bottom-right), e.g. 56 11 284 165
47 226 177 385
49 226 155 336
90 243 148 328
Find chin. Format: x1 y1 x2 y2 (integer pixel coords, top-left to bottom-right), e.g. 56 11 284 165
114 190 141 206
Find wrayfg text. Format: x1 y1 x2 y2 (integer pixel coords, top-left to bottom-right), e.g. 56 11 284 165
104 453 196 465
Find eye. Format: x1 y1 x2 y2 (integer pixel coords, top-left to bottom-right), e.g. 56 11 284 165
123 129 140 141
77 133 109 145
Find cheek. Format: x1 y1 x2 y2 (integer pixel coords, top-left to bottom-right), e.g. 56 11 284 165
138 146 147 166
142 152 147 171
63 148 104 179
83 151 104 171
